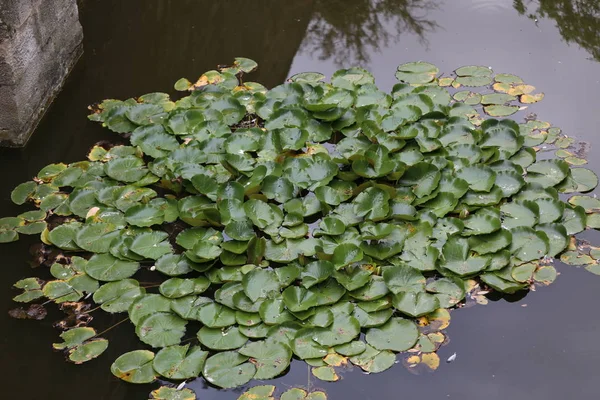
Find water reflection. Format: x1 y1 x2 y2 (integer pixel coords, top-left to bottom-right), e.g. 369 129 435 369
2 1 600 399
300 0 439 65
513 0 600 61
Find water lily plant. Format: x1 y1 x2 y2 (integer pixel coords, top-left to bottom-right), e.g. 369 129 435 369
3 58 600 398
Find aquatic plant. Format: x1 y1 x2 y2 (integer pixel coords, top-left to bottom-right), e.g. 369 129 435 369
3 58 600 398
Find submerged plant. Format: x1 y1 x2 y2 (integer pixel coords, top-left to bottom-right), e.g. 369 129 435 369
3 58 600 397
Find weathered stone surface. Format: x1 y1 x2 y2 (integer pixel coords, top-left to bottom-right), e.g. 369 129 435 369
0 0 83 147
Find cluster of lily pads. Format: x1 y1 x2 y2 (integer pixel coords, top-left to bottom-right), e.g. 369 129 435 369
4 58 600 399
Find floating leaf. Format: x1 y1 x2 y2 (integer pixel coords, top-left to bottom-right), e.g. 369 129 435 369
4 59 600 392
151 387 196 400
153 344 208 379
510 227 549 262
568 196 600 213
135 312 187 348
454 65 492 87
395 62 439 84
312 366 339 382
392 292 439 317
198 326 248 350
111 350 157 384
238 386 276 400
239 338 292 379
242 268 281 302
484 105 520 117
382 265 425 294
349 344 396 373
202 351 256 389
365 317 419 351
533 265 557 285
85 254 140 282
93 279 145 313
440 236 490 276
520 93 544 104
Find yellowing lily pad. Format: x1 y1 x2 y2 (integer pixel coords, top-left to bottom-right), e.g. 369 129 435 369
312 366 339 382
520 93 545 103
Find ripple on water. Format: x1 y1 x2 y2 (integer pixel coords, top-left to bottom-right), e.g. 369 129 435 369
464 0 513 14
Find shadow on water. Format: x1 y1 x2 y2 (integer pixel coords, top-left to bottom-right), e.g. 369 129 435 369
1 0 600 399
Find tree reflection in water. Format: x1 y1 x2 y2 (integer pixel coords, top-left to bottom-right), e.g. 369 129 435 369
513 0 600 61
300 0 439 65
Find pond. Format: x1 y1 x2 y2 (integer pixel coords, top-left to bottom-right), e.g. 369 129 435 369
1 0 599 399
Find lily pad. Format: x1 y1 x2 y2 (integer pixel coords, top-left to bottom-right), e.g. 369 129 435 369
311 366 339 382
135 312 187 348
151 387 196 400
111 350 157 383
85 254 140 282
239 338 292 379
365 317 419 351
197 326 248 350
202 351 256 389
153 344 208 379
395 62 439 84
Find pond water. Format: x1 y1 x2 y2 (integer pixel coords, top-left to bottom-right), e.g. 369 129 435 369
1 0 599 399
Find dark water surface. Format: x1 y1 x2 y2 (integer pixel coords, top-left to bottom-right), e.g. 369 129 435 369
1 0 599 399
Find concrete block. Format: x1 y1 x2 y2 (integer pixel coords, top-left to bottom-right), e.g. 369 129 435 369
34 0 80 47
0 0 35 31
0 0 83 147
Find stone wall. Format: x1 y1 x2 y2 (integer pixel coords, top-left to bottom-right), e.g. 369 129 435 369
0 0 83 147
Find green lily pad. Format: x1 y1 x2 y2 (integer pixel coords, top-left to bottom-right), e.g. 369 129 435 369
202 351 256 389
382 265 425 294
533 265 557 285
568 195 600 213
153 344 208 379
151 387 196 400
85 254 140 282
332 243 364 269
456 166 496 192
301 261 335 288
111 350 157 383
392 291 440 317
510 227 549 262
501 201 539 229
159 278 210 299
198 302 236 328
365 317 419 351
239 338 293 379
11 181 37 205
292 329 328 359
440 236 490 276
311 313 361 347
282 286 319 312
562 205 587 235
198 326 248 350
129 231 172 260
395 62 439 84
128 294 172 325
93 279 145 313
242 268 281 302
484 105 520 117
135 312 187 348
349 344 396 373
526 160 570 188
68 339 109 364
105 156 148 183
